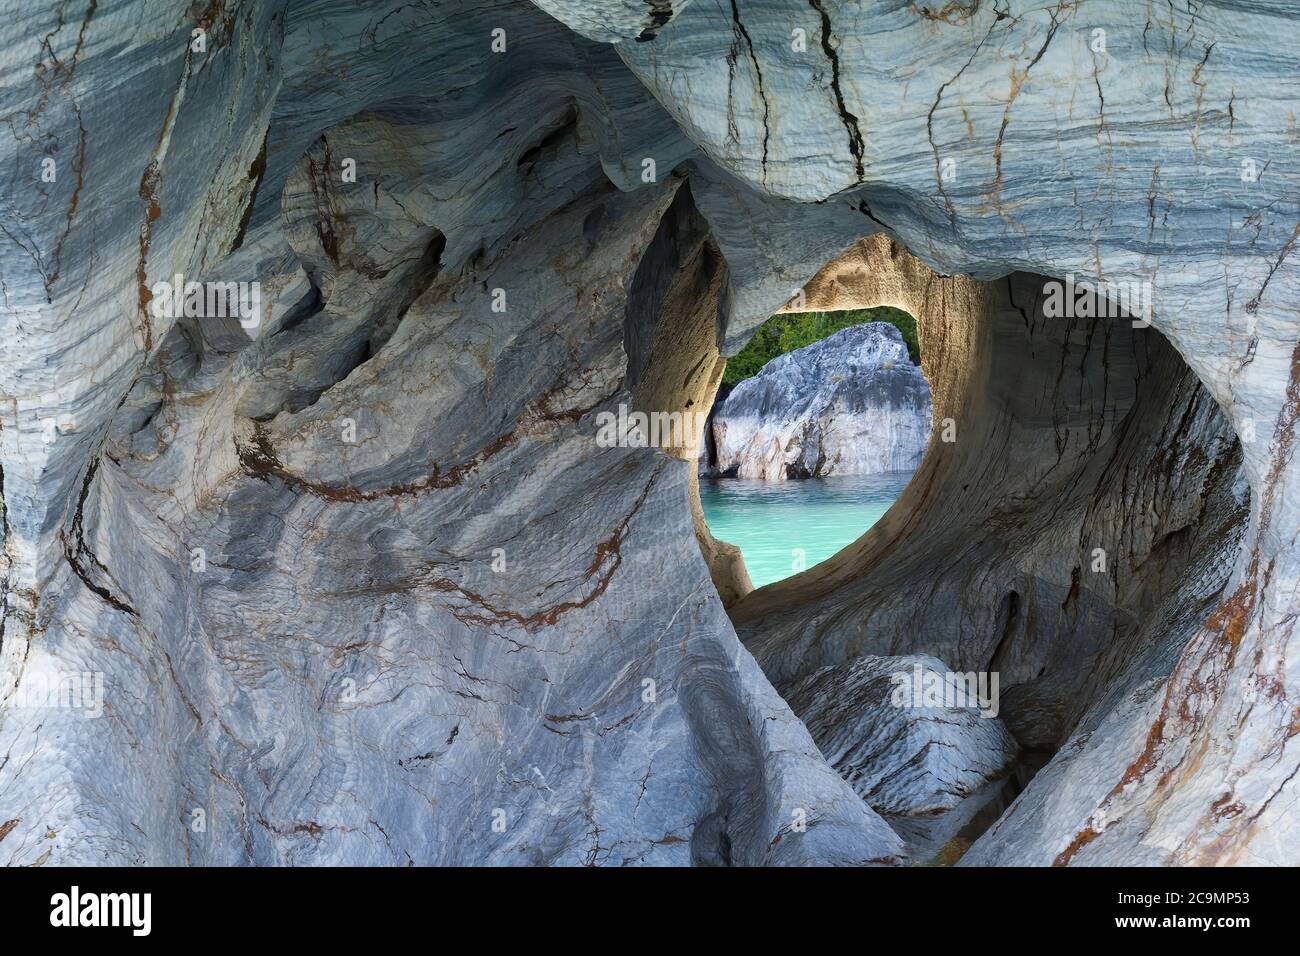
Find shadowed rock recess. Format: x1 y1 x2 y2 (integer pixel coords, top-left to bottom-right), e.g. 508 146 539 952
0 0 1296 866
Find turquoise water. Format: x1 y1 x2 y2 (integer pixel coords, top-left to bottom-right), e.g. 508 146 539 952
699 471 914 589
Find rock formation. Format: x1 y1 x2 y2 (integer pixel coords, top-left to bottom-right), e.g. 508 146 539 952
1 0 1297 867
785 654 1019 863
711 322 931 480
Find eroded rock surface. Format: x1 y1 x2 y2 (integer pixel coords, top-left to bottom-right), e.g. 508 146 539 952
1 0 1297 866
786 654 1018 863
712 323 931 480
0 0 907 868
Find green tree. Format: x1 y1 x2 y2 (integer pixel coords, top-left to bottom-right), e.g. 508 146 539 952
722 307 919 386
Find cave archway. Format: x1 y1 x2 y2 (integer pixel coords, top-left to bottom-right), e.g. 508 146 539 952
732 233 1248 756
628 195 1249 860
5 0 1296 871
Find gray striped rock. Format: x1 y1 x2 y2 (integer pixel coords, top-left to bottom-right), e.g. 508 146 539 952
0 0 1297 868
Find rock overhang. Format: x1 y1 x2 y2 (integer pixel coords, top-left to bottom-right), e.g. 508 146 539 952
0 0 1295 866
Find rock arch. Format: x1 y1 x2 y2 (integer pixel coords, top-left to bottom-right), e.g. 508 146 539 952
0 0 1295 866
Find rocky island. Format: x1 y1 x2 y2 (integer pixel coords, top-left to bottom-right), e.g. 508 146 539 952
708 322 932 480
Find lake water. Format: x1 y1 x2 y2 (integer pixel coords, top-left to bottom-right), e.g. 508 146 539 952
699 471 914 589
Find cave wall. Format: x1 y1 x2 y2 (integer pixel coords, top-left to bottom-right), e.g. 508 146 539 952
617 0 1300 865
1 0 1297 866
0 0 907 867
737 237 1247 753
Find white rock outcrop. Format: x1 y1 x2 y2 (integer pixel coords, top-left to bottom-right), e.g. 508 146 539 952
711 323 931 480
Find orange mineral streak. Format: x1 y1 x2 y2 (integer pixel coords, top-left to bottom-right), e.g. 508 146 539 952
1055 335 1300 866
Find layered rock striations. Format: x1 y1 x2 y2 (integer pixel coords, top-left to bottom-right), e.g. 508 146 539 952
734 238 1253 865
0 0 1296 866
711 323 931 480
785 654 1019 863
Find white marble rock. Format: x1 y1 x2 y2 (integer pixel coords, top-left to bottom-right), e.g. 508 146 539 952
712 323 932 480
